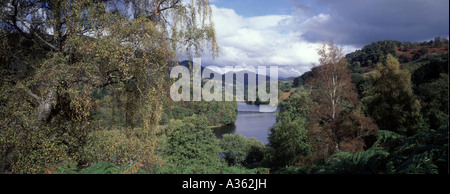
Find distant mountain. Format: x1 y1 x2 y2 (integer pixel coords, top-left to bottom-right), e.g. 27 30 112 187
177 60 275 86
178 60 206 72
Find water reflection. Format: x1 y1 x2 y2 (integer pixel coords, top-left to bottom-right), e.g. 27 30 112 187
213 102 277 144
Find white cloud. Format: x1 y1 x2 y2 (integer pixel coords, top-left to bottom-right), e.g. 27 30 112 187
193 1 448 78
202 5 326 78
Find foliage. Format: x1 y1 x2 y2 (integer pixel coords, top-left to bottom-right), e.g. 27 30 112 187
220 166 269 174
414 74 448 130
77 161 120 174
268 117 311 168
276 41 447 174
220 133 249 166
351 73 370 99
363 54 421 136
245 138 267 168
411 50 421 60
346 38 448 68
307 42 377 155
82 127 162 172
278 82 292 93
276 92 312 123
268 91 312 168
277 120 448 174
409 53 449 131
55 160 148 174
220 134 266 168
321 120 448 174
411 53 448 85
160 100 238 126
157 115 224 174
419 47 429 56
1 0 447 174
293 71 313 88
0 0 218 173
398 53 410 63
346 40 400 67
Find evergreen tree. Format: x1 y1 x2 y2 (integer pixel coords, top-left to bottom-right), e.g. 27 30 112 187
363 54 421 136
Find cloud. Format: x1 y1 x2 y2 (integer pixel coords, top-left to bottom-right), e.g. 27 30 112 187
200 0 448 78
293 0 450 47
202 5 328 78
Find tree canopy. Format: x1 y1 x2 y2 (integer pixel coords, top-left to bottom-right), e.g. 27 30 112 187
363 54 421 136
0 0 218 173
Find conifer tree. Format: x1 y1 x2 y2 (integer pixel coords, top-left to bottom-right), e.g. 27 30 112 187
363 54 421 136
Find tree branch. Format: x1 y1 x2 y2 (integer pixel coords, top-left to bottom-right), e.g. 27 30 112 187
31 31 60 52
12 3 60 52
25 89 41 101
148 0 181 20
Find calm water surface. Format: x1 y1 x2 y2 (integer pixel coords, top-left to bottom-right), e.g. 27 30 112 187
213 102 277 144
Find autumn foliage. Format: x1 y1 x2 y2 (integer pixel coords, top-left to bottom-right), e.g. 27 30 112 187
306 42 377 162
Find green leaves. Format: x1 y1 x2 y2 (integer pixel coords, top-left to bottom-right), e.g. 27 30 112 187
267 90 312 168
320 121 448 174
363 54 421 135
219 133 266 168
268 117 311 168
220 133 249 166
1 0 221 173
160 115 223 174
160 99 238 126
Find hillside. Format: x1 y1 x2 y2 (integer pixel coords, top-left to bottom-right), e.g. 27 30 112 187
397 45 449 58
286 38 449 102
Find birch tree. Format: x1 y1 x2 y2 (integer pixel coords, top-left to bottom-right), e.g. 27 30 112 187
0 0 218 173
307 42 376 153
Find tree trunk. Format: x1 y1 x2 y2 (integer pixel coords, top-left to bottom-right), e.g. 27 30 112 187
37 88 57 122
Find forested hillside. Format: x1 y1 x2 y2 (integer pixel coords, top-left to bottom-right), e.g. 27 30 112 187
280 40 448 174
0 0 447 174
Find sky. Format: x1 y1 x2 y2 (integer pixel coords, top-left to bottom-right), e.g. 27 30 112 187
200 0 449 78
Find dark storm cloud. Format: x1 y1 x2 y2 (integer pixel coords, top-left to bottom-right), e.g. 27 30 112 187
294 0 449 47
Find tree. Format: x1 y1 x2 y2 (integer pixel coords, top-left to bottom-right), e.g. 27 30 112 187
293 71 313 88
415 74 448 130
345 40 399 67
159 115 223 173
268 91 312 168
307 42 359 151
245 138 266 168
304 42 378 163
351 73 370 99
419 47 429 56
411 54 449 130
323 120 448 174
0 0 218 173
268 117 311 168
363 54 421 136
398 54 410 63
219 133 266 168
220 133 249 167
412 50 421 60
433 37 442 47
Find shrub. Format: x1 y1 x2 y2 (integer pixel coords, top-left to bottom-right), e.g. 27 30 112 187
82 128 161 172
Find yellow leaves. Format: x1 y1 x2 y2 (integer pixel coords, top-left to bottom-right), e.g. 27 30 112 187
83 127 161 172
